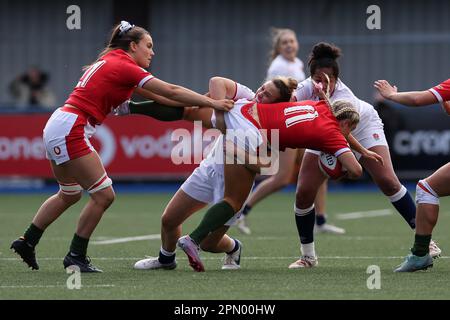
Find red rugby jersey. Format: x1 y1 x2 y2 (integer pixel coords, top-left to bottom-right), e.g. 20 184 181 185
253 100 350 156
429 79 450 103
66 49 154 124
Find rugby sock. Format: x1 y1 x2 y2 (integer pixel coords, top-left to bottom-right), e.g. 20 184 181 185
129 101 184 121
189 201 235 244
295 205 315 245
159 246 176 264
316 214 326 226
241 204 252 216
69 233 89 257
301 242 316 258
23 223 44 247
226 239 240 255
411 234 431 257
389 186 416 229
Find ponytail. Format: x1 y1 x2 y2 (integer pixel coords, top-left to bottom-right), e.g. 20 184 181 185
84 20 149 70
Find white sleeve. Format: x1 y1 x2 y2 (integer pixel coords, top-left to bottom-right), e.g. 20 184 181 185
293 79 314 101
233 82 255 101
267 62 283 80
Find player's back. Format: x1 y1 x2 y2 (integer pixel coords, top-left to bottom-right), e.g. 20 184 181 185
257 100 345 153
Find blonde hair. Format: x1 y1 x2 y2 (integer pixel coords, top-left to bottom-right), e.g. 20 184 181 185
271 76 298 102
269 28 298 61
321 73 359 125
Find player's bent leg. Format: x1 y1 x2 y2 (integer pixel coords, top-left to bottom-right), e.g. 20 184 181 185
394 176 446 272
134 190 207 271
200 226 242 270
289 205 319 269
290 152 325 269
60 152 114 273
10 161 83 271
361 145 416 229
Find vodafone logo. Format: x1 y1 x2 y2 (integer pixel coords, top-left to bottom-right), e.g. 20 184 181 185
54 146 61 155
0 136 46 160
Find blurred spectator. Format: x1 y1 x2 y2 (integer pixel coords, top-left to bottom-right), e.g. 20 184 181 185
9 66 56 110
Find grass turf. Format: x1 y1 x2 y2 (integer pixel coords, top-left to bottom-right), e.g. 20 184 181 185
1 191 450 300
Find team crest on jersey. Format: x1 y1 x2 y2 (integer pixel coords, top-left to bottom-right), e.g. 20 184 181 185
373 133 380 141
54 146 61 155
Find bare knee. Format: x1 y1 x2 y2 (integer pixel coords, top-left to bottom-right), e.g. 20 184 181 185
161 211 179 231
295 186 316 209
58 191 82 206
376 175 401 196
91 187 115 210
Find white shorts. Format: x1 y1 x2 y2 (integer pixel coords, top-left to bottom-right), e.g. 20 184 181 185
43 107 96 165
306 107 388 160
180 140 252 226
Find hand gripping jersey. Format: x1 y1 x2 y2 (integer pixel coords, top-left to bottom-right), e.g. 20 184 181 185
65 49 154 124
429 79 450 103
245 100 351 157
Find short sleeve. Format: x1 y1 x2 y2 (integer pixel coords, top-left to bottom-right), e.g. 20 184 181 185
429 79 450 103
293 79 314 102
233 82 255 101
121 61 154 88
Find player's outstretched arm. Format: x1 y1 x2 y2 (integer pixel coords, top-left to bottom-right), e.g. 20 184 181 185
337 152 362 179
374 80 437 107
142 77 234 111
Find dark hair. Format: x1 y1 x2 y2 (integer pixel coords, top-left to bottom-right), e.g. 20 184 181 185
308 42 342 79
272 76 298 102
85 22 149 70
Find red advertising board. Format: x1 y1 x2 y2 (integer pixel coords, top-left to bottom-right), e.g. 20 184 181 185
0 113 219 179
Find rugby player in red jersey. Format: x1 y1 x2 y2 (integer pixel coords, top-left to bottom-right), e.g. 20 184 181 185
10 21 233 272
175 96 364 272
375 78 450 272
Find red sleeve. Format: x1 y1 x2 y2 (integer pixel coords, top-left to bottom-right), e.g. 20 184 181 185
320 127 351 157
121 61 154 88
428 79 450 103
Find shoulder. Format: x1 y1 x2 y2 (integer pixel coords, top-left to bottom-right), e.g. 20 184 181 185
294 57 304 67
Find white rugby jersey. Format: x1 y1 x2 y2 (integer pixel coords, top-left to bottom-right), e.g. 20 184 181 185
293 77 374 136
267 55 306 82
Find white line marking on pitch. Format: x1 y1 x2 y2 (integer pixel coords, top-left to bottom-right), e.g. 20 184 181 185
91 234 160 245
0 285 115 289
337 209 393 220
2 256 450 261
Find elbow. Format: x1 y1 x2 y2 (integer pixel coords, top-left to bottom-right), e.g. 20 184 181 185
209 76 223 90
347 165 363 180
164 85 180 100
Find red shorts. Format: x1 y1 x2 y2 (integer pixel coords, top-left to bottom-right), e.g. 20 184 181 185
43 106 97 165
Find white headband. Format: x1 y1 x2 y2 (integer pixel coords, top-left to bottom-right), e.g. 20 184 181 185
119 20 135 35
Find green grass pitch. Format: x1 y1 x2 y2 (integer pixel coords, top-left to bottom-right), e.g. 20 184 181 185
1 191 450 300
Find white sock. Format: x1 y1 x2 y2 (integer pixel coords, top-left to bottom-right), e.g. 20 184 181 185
160 246 175 257
301 242 316 257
